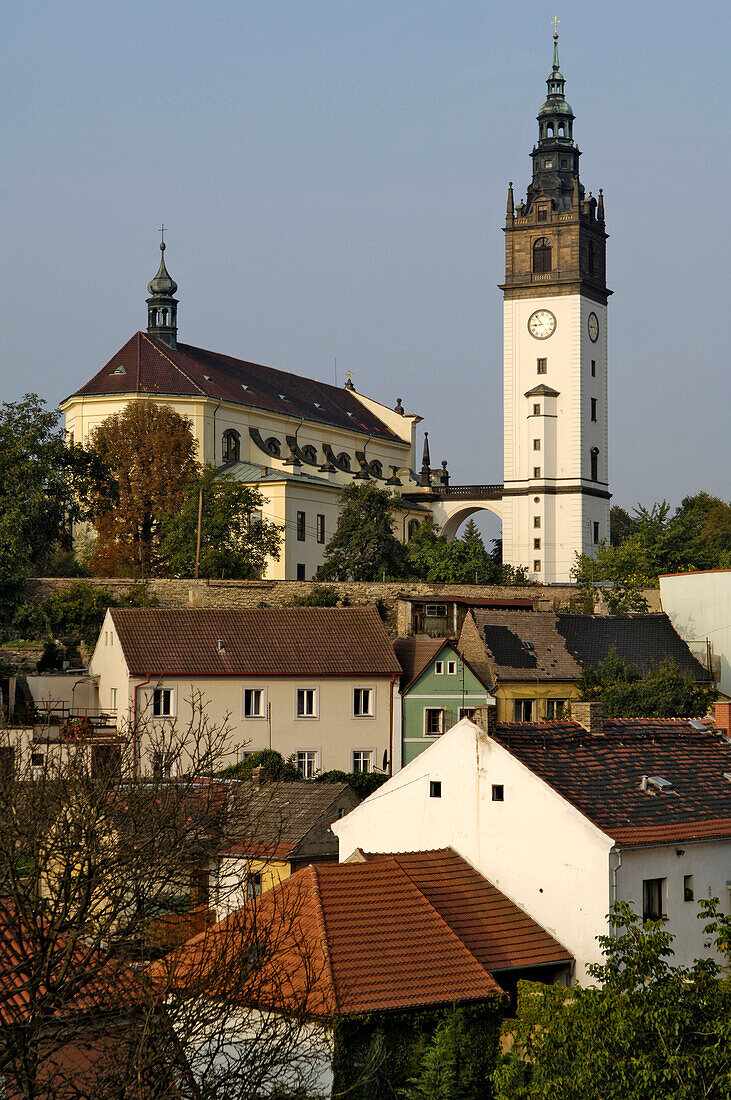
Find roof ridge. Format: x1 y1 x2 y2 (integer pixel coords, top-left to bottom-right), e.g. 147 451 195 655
384 858 500 986
309 865 339 1014
141 332 207 396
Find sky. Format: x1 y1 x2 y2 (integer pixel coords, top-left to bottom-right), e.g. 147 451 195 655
1 0 728 543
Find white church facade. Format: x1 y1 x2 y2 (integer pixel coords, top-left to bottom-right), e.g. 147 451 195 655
61 32 610 583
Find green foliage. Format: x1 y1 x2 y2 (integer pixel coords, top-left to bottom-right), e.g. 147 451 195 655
0 394 111 605
402 1005 498 1099
577 651 717 717
494 900 731 1100
406 518 496 584
575 494 731 600
36 640 64 672
315 769 389 798
333 1002 501 1100
218 749 300 782
11 602 51 640
158 465 282 579
317 483 408 581
42 581 116 645
288 584 347 607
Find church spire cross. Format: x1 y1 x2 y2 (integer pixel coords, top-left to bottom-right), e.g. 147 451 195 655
159 223 166 248
551 16 560 37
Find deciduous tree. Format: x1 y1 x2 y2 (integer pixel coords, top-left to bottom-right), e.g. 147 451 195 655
89 402 199 576
577 652 717 718
316 483 407 581
494 901 731 1100
0 395 110 606
158 466 281 579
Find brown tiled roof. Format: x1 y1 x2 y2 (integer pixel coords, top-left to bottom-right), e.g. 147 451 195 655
469 610 582 682
65 332 402 443
156 855 514 1017
493 719 731 846
109 607 402 678
393 636 448 691
360 850 573 972
222 781 357 860
0 911 142 1026
556 613 712 681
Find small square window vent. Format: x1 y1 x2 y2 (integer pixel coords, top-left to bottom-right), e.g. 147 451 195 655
314 402 321 408
241 383 249 390
278 394 287 400
647 775 673 791
429 780 442 798
203 374 212 381
346 411 354 417
689 719 707 731
111 366 126 375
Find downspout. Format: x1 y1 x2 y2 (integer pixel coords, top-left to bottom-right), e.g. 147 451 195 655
211 399 222 464
610 847 623 934
388 673 397 775
132 674 155 779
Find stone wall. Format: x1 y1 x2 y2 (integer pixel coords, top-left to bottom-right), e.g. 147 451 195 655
24 577 662 640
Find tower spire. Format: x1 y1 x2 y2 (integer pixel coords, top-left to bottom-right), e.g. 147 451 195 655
146 231 178 349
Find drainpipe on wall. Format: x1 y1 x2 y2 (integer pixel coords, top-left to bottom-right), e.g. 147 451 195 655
211 399 222 465
388 672 397 776
610 847 623 934
132 674 155 778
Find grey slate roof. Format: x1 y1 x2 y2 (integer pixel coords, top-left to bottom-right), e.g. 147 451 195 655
556 614 712 681
470 610 581 682
224 781 358 859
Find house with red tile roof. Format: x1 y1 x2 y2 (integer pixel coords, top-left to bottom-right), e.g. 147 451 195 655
151 848 572 1094
60 245 434 580
89 606 403 775
332 705 731 982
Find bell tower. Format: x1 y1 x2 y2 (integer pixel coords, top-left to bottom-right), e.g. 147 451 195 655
146 231 178 349
500 26 611 583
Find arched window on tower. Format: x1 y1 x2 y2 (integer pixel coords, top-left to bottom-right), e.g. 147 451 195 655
533 237 552 274
547 124 554 137
590 447 599 482
588 241 596 275
558 123 565 137
222 429 241 463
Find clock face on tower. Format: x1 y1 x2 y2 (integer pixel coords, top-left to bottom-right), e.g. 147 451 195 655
528 309 557 339
588 312 599 342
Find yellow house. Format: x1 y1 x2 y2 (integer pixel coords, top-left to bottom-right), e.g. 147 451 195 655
60 244 432 580
215 776 360 916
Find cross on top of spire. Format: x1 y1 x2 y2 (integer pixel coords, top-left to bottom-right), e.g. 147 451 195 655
551 15 560 38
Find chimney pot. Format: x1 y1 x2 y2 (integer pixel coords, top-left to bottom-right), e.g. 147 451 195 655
572 701 604 736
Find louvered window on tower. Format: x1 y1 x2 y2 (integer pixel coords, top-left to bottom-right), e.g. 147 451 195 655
533 237 552 273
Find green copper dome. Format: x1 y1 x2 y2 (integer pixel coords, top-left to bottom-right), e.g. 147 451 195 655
147 242 178 297
538 96 573 118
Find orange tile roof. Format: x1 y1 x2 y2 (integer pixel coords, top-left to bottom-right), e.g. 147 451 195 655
109 606 402 678
153 850 573 1017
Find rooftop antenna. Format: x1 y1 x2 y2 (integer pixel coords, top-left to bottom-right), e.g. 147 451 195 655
334 357 337 386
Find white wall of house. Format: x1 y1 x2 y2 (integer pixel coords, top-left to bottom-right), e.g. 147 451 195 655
660 571 731 697
616 840 731 970
90 611 400 776
333 718 614 982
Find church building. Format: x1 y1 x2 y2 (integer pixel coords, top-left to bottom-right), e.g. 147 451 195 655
60 243 436 580
61 30 609 584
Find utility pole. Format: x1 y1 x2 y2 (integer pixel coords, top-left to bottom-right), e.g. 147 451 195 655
194 486 203 579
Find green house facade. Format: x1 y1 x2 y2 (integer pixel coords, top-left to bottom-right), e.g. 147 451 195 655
394 637 494 766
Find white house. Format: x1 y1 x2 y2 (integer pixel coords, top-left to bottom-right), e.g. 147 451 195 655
89 606 402 778
660 569 731 698
332 705 731 982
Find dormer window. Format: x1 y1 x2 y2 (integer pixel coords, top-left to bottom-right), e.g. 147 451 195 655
538 206 548 222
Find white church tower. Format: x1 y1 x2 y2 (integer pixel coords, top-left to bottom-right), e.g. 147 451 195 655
500 28 610 583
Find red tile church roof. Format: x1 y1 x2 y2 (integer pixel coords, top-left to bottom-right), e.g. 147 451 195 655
64 332 402 443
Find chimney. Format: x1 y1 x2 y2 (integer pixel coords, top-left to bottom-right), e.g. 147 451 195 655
572 701 604 736
714 701 731 737
188 585 204 608
251 766 270 791
472 704 497 737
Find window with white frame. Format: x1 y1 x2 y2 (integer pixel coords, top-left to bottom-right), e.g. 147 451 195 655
642 877 666 921
434 661 444 675
243 688 265 718
545 699 566 719
296 688 318 718
296 750 318 778
447 660 457 675
353 688 374 717
424 708 446 736
152 687 173 717
352 750 373 773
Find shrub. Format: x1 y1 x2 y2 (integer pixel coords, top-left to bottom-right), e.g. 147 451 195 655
12 603 51 640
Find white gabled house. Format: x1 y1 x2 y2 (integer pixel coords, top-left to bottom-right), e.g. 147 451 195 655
332 704 731 982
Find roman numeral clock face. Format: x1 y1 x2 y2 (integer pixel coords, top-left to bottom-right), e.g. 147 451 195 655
528 309 556 339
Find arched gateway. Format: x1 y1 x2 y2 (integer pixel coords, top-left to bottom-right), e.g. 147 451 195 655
403 484 504 542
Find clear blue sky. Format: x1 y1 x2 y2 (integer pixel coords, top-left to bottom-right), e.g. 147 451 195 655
1 0 728 539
